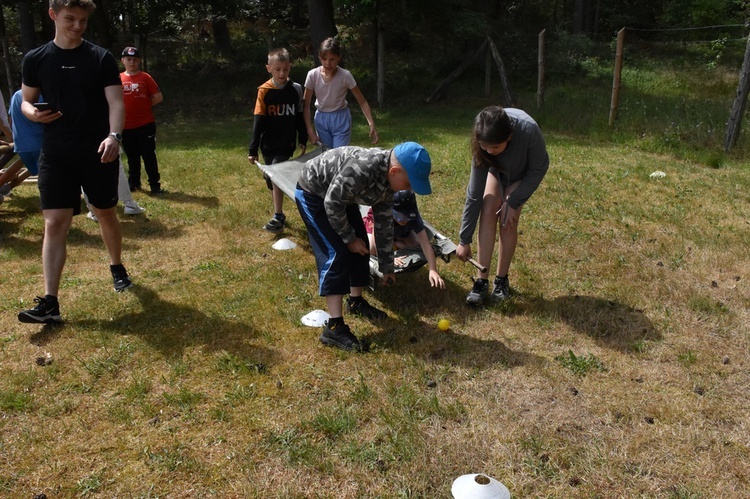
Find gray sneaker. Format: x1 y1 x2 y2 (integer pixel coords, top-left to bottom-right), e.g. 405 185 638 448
465 278 489 306
124 201 146 215
490 275 510 302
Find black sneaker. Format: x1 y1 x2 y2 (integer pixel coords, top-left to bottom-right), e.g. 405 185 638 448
320 321 362 352
150 185 163 195
263 215 285 233
110 264 133 292
490 275 510 302
465 278 489 306
346 297 387 320
18 296 62 324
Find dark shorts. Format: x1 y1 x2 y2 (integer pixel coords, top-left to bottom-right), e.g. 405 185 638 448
261 151 291 190
38 150 119 214
295 185 370 296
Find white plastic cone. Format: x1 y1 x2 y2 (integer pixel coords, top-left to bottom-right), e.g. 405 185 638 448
301 309 330 327
451 474 510 499
272 238 297 250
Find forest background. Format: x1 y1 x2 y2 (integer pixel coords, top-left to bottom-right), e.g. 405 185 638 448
2 0 750 133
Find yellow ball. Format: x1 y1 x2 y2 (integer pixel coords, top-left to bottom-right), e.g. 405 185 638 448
438 319 450 331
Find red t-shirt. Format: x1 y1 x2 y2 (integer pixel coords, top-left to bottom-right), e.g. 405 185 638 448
121 71 160 129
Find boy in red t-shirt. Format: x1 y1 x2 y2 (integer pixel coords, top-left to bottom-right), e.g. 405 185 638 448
120 47 164 193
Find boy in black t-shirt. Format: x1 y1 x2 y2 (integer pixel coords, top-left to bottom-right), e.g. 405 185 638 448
18 0 132 324
247 48 308 233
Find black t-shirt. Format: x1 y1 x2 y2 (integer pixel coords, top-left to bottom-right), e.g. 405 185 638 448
22 40 121 154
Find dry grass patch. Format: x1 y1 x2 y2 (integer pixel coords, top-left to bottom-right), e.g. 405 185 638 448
1 113 749 497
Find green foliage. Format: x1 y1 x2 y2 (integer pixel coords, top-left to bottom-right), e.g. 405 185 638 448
556 350 607 376
75 471 106 495
0 390 32 412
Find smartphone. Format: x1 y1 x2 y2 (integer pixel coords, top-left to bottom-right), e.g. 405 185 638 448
34 102 55 112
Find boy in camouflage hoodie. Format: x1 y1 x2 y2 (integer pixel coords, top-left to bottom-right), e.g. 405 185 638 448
295 142 432 352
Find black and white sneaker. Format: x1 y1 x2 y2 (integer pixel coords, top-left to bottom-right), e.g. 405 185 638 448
110 264 133 292
465 278 489 306
320 321 362 352
346 296 387 320
18 296 62 324
263 214 286 233
490 275 510 302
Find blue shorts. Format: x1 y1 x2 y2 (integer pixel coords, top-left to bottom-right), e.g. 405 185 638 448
19 151 40 176
295 185 370 296
313 108 352 148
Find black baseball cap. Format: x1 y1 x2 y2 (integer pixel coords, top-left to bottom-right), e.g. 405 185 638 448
392 190 420 223
121 47 141 58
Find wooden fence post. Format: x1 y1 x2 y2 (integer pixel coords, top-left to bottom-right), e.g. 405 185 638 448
487 38 513 106
537 29 546 108
724 34 750 152
609 28 625 126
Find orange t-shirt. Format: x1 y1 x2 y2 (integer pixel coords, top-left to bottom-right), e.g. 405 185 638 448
121 71 160 129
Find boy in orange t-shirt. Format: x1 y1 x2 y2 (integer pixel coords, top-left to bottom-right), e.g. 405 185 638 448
120 47 164 193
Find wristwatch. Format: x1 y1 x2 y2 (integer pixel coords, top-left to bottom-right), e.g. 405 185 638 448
108 132 122 142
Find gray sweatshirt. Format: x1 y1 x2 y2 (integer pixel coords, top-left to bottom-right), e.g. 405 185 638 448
458 108 549 246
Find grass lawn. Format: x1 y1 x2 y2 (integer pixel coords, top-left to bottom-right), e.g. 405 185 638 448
1 83 749 497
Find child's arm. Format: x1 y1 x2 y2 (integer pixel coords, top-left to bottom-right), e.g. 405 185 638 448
247 113 265 165
349 86 378 145
302 87 319 145
416 229 445 289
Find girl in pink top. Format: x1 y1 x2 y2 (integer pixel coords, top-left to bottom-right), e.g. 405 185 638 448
303 37 378 148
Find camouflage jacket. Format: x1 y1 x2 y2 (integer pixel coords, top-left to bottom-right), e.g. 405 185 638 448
299 146 396 274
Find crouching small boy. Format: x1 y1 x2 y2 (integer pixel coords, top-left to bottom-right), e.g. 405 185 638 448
295 142 432 352
365 190 445 289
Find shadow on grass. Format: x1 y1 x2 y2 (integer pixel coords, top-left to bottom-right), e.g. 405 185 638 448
143 190 219 208
365 323 544 369
363 274 545 369
0 193 43 258
361 269 659 363
511 292 661 352
32 285 275 363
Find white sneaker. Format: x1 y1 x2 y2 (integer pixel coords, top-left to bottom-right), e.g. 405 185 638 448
86 211 98 222
124 202 145 215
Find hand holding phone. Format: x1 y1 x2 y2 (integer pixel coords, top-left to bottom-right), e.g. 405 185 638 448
34 102 55 112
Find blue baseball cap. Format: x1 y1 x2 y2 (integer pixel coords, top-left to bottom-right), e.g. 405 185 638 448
393 142 432 195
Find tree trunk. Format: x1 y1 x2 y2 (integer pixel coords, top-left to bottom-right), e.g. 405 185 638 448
574 0 597 35
573 0 584 34
16 0 37 54
377 25 384 107
0 7 13 95
91 0 113 49
307 0 337 63
212 17 232 55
